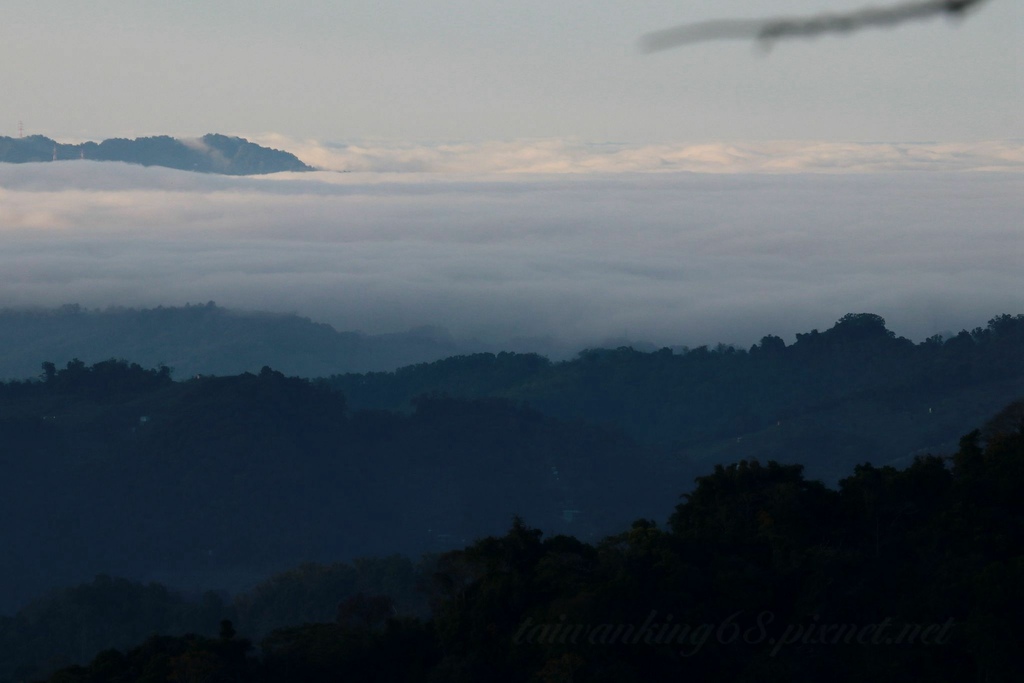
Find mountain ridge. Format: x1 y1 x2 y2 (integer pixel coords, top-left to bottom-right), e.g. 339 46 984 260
0 133 312 174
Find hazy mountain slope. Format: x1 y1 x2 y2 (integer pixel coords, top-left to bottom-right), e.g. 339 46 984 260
0 303 471 380
0 557 428 683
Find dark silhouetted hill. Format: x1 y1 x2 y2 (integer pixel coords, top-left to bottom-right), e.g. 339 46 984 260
0 134 312 174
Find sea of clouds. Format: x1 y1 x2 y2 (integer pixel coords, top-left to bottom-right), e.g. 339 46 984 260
1 138 1021 351
254 137 1024 175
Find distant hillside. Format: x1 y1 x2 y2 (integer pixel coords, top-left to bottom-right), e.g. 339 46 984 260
329 313 1024 482
4 306 1022 484
0 303 470 380
0 133 312 174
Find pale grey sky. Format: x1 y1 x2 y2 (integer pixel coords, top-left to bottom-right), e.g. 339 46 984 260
2 1 1020 144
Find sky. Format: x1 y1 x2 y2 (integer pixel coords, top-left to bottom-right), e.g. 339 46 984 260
1 1 1020 143
0 1 1021 354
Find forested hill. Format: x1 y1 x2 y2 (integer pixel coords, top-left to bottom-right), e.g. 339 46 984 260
0 134 311 174
329 313 1024 482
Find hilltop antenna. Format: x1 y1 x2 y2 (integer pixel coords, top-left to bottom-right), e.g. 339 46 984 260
17 120 23 138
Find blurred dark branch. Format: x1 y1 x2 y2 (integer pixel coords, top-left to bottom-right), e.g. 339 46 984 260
640 0 990 53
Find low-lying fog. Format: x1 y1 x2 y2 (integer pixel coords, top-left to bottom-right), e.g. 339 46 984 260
1 140 1021 350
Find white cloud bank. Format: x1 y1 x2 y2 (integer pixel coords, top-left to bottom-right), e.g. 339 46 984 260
253 136 1024 174
1 142 1022 352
